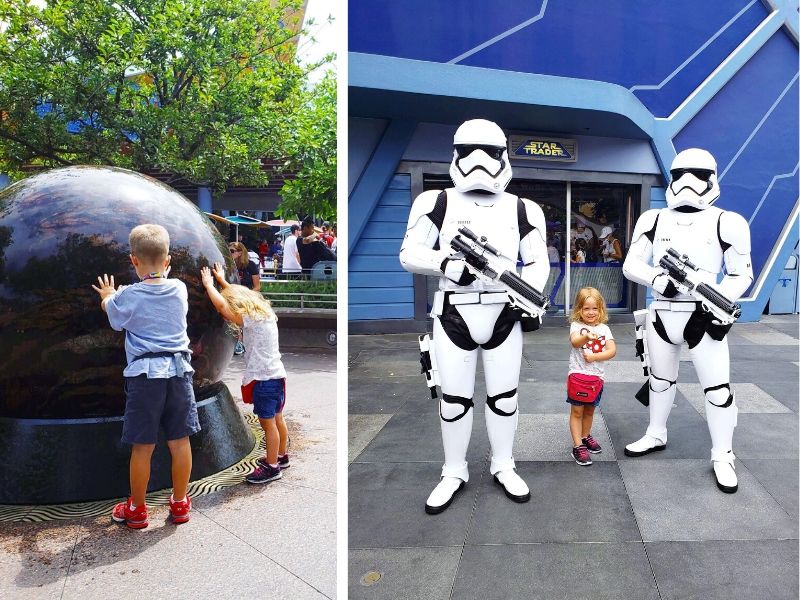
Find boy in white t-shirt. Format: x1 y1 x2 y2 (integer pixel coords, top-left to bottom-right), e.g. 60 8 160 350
568 287 617 465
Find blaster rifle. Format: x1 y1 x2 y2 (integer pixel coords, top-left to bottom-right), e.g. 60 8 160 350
658 248 741 326
450 227 550 319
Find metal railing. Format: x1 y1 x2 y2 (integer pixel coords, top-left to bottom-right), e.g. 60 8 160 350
262 291 337 309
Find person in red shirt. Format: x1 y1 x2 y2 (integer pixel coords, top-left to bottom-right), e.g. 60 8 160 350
257 239 269 268
320 222 335 248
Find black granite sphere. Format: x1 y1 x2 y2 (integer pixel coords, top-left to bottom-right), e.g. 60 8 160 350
0 166 237 419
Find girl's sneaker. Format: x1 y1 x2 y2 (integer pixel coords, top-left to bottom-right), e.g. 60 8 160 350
258 454 290 470
169 495 192 524
582 435 602 454
246 463 282 484
111 498 148 529
571 445 592 466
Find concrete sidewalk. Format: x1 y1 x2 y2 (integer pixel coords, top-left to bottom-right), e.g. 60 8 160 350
0 348 337 600
348 315 798 600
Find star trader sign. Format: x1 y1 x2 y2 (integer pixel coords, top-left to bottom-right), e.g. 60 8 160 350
509 135 577 162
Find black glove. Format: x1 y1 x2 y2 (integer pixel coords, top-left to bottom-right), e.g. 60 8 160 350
653 274 679 298
510 306 540 332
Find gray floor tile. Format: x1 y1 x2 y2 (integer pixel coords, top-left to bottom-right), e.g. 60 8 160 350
678 382 792 416
514 414 616 462
452 542 660 600
647 539 799 600
398 392 448 415
597 381 652 413
0 520 79 600
349 461 448 493
602 361 652 383
349 414 393 462
752 378 799 412
733 414 799 459
518 360 569 381
516 381 574 413
348 377 419 414
349 355 422 379
523 343 573 362
467 462 640 544
349 463 480 548
63 509 328 600
739 458 799 519
354 413 491 464
192 483 337 598
349 547 461 600
604 408 712 460
729 359 799 383
620 459 798 541
735 327 799 345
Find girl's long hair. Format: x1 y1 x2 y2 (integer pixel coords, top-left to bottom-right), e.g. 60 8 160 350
220 284 277 327
570 286 609 324
228 241 250 269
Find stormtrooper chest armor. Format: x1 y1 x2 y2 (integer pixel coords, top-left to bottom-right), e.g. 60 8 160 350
652 207 724 277
438 190 520 267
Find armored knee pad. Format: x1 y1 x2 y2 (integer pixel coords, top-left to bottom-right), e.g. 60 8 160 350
705 383 733 408
649 374 675 393
440 393 474 422
486 389 518 417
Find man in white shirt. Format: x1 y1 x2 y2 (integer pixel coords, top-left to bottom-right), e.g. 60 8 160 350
281 224 302 276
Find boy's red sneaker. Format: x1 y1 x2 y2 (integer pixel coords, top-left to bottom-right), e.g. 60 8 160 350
169 495 192 524
111 498 149 529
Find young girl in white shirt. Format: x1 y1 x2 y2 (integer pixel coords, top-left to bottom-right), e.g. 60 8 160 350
568 287 616 466
201 263 289 484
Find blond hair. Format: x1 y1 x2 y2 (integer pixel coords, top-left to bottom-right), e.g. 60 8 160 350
220 284 277 324
130 224 169 263
228 241 250 269
570 287 609 324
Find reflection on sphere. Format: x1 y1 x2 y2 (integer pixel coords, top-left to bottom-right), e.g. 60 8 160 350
0 166 237 419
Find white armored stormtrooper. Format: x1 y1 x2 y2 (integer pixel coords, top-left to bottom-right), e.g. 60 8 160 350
399 119 550 513
622 148 753 493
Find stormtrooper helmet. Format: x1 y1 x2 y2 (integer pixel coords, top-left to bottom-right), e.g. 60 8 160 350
666 148 720 210
449 119 512 193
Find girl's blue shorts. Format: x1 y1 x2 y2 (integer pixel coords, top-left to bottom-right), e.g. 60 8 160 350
566 385 603 407
252 378 286 419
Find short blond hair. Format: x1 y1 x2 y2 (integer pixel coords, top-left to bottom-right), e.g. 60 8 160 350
570 287 609 324
129 224 169 263
220 284 277 324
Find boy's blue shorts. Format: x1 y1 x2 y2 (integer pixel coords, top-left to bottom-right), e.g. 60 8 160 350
566 386 604 407
122 374 200 445
252 378 286 419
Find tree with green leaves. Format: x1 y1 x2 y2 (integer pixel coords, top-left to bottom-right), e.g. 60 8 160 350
0 0 330 199
276 69 336 221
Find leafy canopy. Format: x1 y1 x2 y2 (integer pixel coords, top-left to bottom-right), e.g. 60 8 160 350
0 0 332 203
276 69 336 221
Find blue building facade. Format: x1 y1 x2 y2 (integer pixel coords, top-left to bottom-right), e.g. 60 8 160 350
349 0 799 331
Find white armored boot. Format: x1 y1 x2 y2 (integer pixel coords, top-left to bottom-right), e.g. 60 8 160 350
486 400 530 503
426 401 473 514
493 470 530 503
624 377 673 456
707 398 738 493
425 477 466 514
